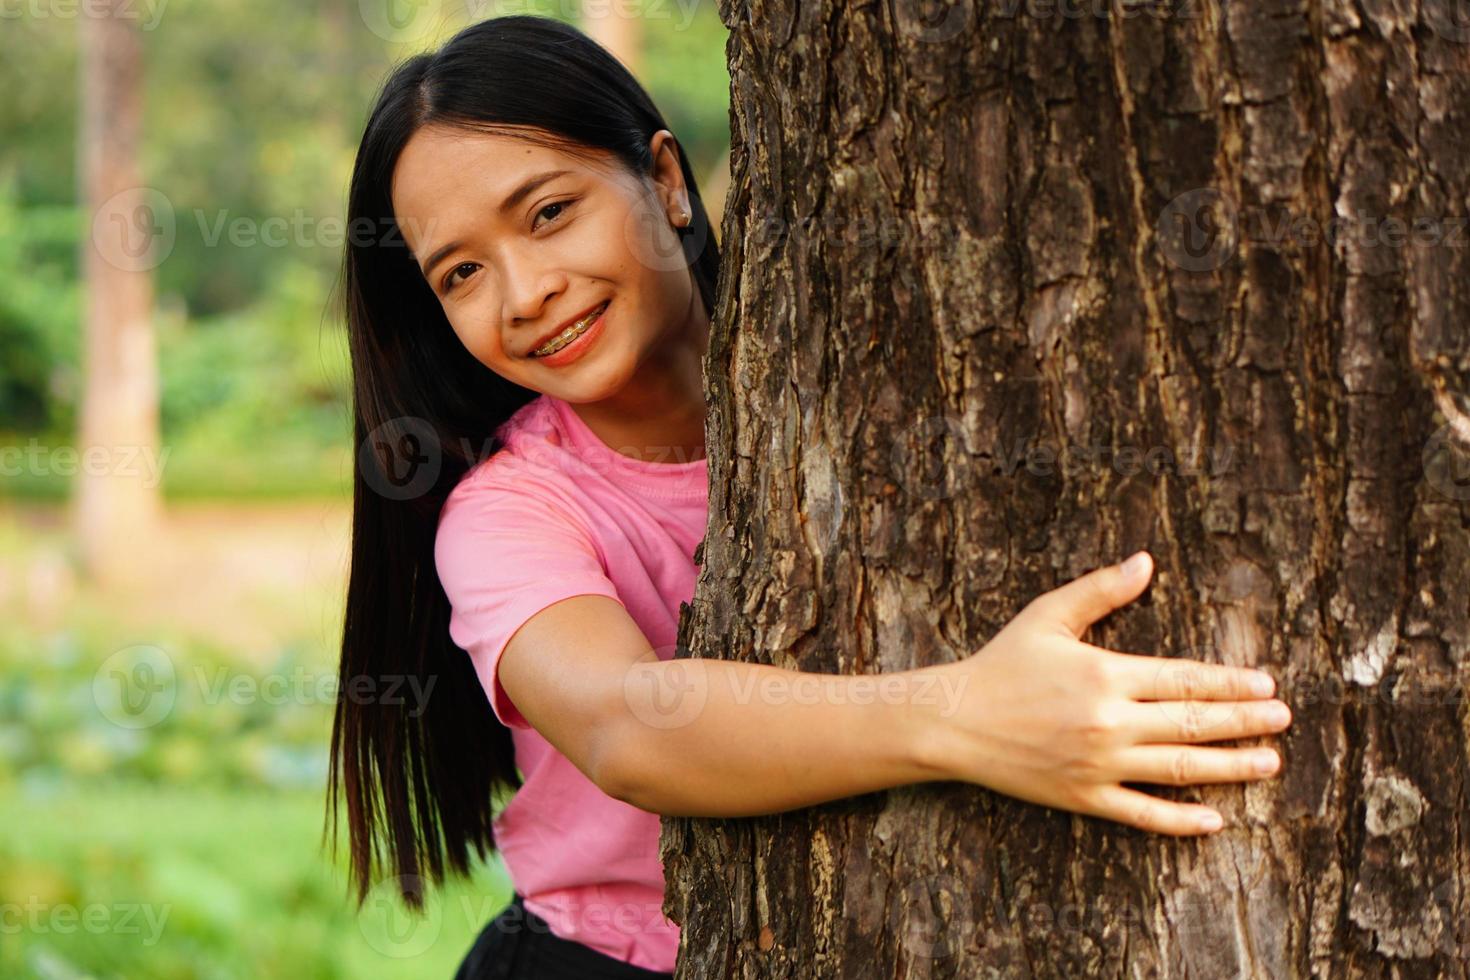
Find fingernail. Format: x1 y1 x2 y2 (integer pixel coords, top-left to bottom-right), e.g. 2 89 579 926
1251 673 1275 697
1199 811 1223 832
1121 551 1149 579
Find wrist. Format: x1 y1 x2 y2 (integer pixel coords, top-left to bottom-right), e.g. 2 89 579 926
890 665 963 785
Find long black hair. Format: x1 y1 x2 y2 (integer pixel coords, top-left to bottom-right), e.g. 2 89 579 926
325 13 721 910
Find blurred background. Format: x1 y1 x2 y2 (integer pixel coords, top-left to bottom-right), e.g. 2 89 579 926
0 1 729 975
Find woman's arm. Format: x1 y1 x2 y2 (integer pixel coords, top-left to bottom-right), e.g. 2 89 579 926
609 655 956 817
501 553 1293 835
497 593 949 815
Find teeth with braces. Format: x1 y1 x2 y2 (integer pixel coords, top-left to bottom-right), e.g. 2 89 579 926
534 303 606 356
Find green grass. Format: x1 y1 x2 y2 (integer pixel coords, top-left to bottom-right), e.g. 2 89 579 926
0 784 511 980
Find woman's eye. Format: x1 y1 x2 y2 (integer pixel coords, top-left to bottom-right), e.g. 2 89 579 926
442 262 477 293
533 199 575 230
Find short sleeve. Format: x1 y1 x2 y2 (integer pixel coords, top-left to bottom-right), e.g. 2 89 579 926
434 474 624 730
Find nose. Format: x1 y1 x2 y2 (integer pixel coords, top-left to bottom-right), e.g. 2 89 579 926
499 244 567 328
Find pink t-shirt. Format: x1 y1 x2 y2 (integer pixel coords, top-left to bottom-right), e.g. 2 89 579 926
433 392 706 973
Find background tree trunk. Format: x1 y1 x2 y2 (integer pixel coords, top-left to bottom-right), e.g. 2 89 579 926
582 2 644 78
663 1 1470 976
75 0 161 587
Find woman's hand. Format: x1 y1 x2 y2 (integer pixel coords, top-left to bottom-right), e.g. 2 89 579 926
928 551 1291 836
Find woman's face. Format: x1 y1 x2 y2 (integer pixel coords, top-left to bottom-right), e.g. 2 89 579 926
389 124 699 402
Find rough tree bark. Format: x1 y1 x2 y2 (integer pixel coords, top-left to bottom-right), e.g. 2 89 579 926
661 1 1470 977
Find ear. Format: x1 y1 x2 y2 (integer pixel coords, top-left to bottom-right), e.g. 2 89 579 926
646 130 690 221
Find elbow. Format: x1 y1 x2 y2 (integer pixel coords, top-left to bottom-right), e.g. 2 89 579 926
589 718 654 812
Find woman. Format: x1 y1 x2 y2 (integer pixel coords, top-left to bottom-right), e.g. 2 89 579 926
328 14 1293 979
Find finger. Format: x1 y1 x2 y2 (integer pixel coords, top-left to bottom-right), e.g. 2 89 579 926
1023 551 1154 640
1120 697 1292 744
1098 651 1277 702
1110 744 1281 787
1086 783 1224 836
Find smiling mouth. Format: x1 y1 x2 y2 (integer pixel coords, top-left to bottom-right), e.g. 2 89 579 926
530 301 609 357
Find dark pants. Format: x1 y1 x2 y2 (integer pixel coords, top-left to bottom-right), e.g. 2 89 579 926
453 893 676 980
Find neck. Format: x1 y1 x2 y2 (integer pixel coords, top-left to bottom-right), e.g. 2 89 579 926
569 288 710 464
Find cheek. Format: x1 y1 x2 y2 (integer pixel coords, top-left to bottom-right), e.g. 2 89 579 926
446 313 509 368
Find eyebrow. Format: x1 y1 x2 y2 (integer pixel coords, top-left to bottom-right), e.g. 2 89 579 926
413 168 575 281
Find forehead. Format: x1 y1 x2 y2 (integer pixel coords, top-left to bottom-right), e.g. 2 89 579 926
389 125 612 248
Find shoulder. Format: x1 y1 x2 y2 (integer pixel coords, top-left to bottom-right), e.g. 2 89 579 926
435 447 601 590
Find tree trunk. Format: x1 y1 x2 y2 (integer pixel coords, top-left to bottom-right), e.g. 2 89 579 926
582 3 644 78
75 0 162 587
663 2 1470 977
